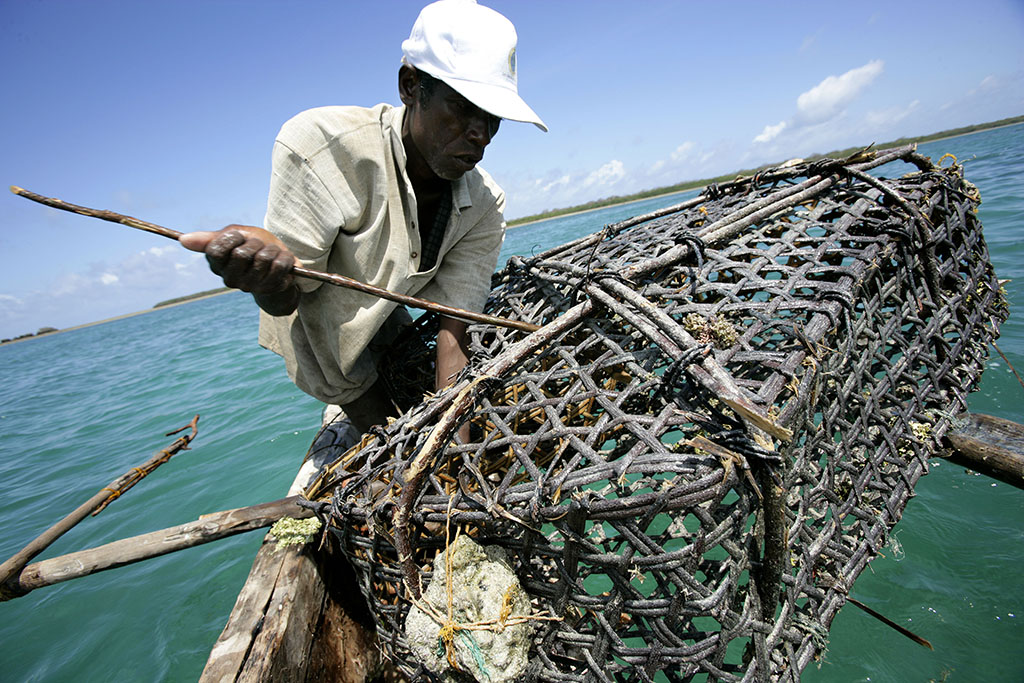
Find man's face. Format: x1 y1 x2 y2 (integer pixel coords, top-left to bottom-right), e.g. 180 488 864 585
405 77 501 181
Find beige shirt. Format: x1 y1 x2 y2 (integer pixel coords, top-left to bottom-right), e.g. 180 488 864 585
257 103 506 405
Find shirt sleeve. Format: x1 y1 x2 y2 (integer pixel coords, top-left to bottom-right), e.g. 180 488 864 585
419 187 506 314
263 139 346 293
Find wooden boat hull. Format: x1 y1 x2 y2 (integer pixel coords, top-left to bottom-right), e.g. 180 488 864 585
200 517 383 682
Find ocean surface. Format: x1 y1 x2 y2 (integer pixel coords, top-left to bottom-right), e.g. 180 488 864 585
1 125 1021 682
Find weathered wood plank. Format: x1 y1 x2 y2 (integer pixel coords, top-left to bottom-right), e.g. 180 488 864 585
200 537 294 682
201 535 384 683
945 412 1024 490
306 542 391 681
235 542 326 682
202 455 384 683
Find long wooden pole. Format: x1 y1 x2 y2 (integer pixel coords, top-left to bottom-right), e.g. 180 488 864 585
0 415 199 586
1 496 311 601
10 186 540 334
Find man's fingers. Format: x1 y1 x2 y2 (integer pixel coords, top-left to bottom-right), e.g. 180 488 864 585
219 237 265 288
264 249 297 291
178 231 219 252
244 244 280 291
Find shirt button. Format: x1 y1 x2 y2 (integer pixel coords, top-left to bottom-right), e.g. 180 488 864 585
411 251 419 259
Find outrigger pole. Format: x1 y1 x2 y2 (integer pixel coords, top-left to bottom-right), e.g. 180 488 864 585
0 416 200 591
1 494 308 601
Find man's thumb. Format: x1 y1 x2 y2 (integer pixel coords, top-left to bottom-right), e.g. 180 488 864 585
178 231 219 252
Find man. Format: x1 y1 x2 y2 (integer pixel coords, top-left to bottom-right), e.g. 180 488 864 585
180 0 545 444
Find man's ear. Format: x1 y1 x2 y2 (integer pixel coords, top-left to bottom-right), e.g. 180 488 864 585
398 65 419 106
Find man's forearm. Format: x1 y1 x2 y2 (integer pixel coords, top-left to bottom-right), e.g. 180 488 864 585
437 316 471 443
436 317 470 390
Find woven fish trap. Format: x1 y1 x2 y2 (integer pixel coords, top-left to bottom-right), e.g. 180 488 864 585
304 145 1007 681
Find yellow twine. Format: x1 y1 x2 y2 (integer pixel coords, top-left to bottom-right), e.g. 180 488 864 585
440 497 462 670
98 487 121 500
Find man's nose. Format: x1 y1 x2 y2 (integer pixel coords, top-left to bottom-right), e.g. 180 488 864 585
466 111 499 147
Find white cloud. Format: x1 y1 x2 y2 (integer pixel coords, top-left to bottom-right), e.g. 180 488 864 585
939 72 1019 119
507 143 731 219
643 141 703 183
582 160 625 189
52 272 91 297
0 294 24 319
796 60 884 124
969 75 998 96
750 60 885 149
100 273 119 285
754 121 787 144
865 99 919 128
670 141 695 161
542 174 571 193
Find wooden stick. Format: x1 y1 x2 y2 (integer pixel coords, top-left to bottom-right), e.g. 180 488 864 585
0 496 311 601
10 185 540 334
847 596 934 650
0 415 199 586
992 341 1024 393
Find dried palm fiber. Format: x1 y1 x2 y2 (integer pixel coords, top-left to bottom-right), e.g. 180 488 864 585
303 144 1007 681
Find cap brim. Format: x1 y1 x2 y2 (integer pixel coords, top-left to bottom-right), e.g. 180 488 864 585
440 76 548 132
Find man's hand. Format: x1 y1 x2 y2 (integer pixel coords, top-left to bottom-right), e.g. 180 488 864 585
180 225 301 316
180 225 295 294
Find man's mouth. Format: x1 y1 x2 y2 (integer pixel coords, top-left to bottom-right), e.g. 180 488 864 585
455 153 482 169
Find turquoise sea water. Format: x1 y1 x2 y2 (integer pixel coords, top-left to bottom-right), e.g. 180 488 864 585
1 125 1021 681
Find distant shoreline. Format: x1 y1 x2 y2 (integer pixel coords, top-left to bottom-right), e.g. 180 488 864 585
0 289 237 347
5 117 1019 344
508 186 694 231
506 116 1024 229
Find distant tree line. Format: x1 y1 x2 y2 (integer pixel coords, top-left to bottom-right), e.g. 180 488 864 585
1 327 58 345
508 115 1024 227
152 287 232 308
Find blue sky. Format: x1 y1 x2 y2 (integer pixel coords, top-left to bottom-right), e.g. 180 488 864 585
1 0 1022 338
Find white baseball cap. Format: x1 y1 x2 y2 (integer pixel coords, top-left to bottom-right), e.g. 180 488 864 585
402 0 547 132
